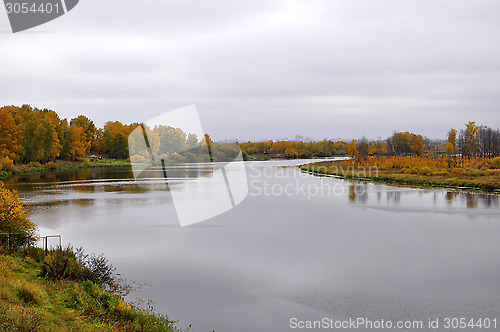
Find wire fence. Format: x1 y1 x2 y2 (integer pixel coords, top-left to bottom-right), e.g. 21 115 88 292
0 233 61 251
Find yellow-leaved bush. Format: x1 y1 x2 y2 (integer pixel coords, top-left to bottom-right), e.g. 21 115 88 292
0 182 37 246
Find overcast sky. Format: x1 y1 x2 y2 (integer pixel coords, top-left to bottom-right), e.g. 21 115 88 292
1 0 499 141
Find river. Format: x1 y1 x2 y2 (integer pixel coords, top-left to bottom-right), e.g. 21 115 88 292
4 159 500 331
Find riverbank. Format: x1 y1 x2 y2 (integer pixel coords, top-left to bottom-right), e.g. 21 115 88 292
301 157 500 193
0 159 131 180
0 248 179 331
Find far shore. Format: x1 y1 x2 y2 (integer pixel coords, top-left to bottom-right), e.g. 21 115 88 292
301 158 500 194
0 158 131 180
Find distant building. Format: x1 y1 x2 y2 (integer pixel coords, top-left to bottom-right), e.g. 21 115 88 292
217 139 239 144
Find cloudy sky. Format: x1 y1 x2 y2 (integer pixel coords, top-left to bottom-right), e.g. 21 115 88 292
1 0 499 141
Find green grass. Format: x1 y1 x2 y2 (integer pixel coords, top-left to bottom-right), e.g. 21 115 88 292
0 171 13 179
0 159 131 180
244 154 273 161
0 248 179 332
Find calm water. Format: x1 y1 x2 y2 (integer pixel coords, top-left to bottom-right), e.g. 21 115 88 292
4 160 500 331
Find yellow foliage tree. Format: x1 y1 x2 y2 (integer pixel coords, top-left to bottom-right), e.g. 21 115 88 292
347 140 359 159
0 107 23 162
69 124 90 160
285 147 298 159
0 183 37 246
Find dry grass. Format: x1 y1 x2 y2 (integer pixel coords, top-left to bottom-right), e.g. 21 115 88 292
303 156 500 192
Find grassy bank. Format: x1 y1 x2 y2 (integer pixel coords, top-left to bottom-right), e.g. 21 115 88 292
301 157 500 193
0 159 131 180
244 154 273 161
0 169 180 331
0 248 179 332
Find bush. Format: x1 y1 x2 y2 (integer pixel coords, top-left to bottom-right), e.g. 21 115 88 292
485 169 500 176
41 246 131 297
409 167 419 174
26 162 41 169
470 170 485 177
432 169 449 176
44 162 58 169
0 157 17 172
418 167 432 175
285 148 299 159
490 157 500 169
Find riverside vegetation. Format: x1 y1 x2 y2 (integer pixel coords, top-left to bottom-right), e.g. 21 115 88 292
302 156 500 192
300 122 500 192
0 182 180 331
0 104 240 176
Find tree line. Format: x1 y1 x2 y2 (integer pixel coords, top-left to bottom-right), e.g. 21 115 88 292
0 105 239 167
242 121 500 160
0 105 142 165
1 105 498 165
129 128 240 164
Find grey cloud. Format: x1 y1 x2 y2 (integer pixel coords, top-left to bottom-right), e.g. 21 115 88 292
0 0 499 141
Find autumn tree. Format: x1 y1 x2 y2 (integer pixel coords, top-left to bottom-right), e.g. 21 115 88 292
356 137 369 160
102 121 137 159
410 134 424 156
448 129 457 150
347 140 359 159
33 110 62 162
199 133 212 161
368 141 388 156
68 124 90 160
270 141 294 155
0 107 23 162
70 115 96 154
445 143 455 167
459 122 480 159
187 133 200 149
10 105 38 163
285 147 298 159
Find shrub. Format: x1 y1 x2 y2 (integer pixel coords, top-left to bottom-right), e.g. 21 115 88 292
130 154 147 163
485 169 500 176
0 157 17 172
470 170 485 177
419 167 432 175
409 167 419 174
41 246 131 297
432 169 449 176
45 162 57 169
41 246 83 281
26 162 41 169
490 157 500 169
285 148 299 159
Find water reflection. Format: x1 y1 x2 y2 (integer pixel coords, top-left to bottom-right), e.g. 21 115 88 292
2 162 500 332
347 183 499 212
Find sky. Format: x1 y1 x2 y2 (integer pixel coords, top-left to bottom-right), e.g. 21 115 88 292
1 0 500 141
